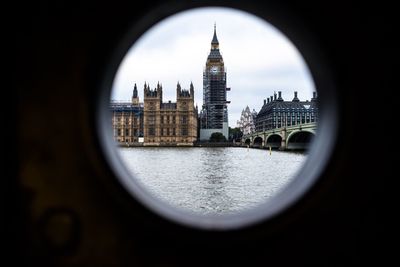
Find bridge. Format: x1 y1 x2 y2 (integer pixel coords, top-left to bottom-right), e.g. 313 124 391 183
242 122 317 150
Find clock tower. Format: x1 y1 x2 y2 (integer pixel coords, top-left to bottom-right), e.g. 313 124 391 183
200 24 230 140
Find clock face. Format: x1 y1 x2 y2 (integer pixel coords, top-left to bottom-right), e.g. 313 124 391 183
210 66 218 74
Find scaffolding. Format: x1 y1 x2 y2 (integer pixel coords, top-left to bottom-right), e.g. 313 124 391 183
201 67 229 129
199 25 230 140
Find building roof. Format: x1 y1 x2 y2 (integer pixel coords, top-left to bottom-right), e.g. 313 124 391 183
257 99 318 118
207 49 222 60
110 102 143 113
208 24 222 60
132 83 138 98
211 24 219 44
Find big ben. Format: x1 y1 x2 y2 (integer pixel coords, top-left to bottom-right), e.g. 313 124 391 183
200 24 230 140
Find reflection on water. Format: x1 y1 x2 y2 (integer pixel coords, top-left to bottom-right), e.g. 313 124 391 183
118 147 306 214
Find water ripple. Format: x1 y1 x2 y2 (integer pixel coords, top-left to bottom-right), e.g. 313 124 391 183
118 147 306 214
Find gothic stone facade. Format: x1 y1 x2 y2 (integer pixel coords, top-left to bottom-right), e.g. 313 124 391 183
143 82 198 146
237 106 257 135
111 84 143 143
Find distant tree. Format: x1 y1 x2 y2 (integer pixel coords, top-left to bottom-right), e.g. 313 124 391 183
209 132 227 142
229 127 243 141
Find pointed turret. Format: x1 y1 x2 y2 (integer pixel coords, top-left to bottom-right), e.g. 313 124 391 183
211 23 219 47
190 81 194 96
132 83 138 98
176 81 181 97
208 24 222 61
158 82 162 100
132 83 139 105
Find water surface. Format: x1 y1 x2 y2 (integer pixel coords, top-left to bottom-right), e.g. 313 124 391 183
118 147 306 214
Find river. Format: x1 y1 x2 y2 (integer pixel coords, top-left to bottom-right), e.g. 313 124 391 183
117 147 306 214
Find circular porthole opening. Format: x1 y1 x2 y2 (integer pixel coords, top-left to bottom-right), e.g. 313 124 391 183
97 5 337 230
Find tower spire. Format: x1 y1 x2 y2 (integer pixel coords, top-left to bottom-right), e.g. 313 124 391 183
132 83 139 104
211 23 219 46
190 81 194 96
133 83 138 98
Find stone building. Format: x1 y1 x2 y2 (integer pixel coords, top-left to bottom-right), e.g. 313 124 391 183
199 24 230 140
237 106 257 135
255 91 318 132
143 82 198 146
110 84 143 143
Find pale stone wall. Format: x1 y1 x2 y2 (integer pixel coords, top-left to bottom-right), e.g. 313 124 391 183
143 84 197 146
112 109 142 143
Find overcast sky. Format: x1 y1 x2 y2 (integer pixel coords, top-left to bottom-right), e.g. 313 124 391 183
111 7 315 127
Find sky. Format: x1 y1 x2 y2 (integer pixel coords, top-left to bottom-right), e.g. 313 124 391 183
111 7 315 127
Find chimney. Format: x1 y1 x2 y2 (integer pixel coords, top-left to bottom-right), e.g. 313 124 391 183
264 99 266 105
311 91 317 101
274 93 277 101
267 98 270 104
277 91 283 101
292 91 300 102
270 96 273 102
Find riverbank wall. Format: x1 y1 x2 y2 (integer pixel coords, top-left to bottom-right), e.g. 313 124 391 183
117 142 244 148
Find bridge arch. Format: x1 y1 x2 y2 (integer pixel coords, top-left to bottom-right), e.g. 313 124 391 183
287 130 315 150
265 134 282 149
244 138 251 145
253 136 263 147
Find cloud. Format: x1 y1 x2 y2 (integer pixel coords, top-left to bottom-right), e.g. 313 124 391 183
111 7 315 127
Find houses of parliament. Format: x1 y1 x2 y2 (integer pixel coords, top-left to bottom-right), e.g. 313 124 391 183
111 24 228 146
111 82 198 146
110 25 317 146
